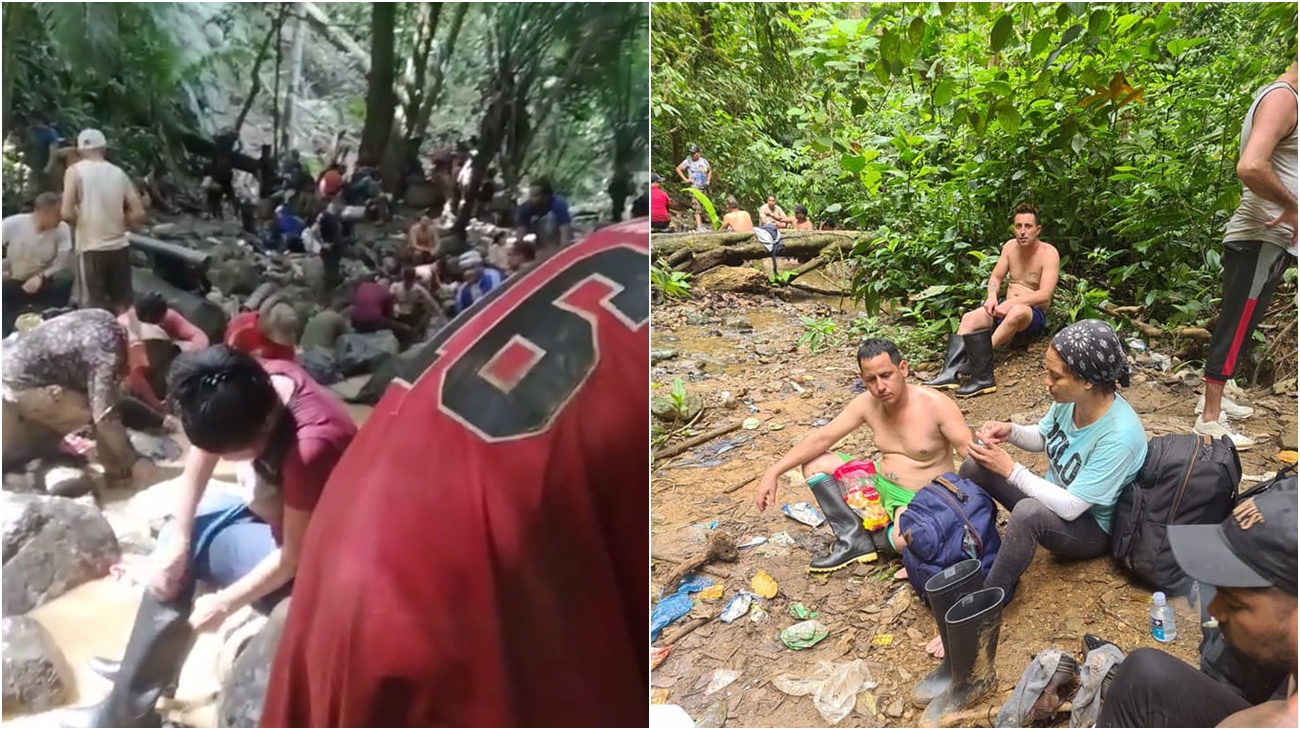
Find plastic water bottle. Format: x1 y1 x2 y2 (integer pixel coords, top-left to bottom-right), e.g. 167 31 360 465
1150 592 1177 642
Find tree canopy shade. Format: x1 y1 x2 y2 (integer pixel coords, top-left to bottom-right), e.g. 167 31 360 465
651 2 1298 331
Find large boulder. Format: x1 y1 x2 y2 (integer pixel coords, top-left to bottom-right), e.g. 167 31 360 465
217 598 292 728
2 615 73 714
335 331 401 377
2 493 121 616
209 258 263 297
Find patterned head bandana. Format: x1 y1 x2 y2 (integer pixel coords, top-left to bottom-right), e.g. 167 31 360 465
1051 319 1131 389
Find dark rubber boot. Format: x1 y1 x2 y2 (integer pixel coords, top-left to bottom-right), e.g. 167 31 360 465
60 591 195 728
806 475 878 573
924 334 968 389
85 658 179 700
955 329 997 398
1082 633 1119 654
911 559 985 708
1025 654 1081 724
919 587 1006 727
870 525 899 557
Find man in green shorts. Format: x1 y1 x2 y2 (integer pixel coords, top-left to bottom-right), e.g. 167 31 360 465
755 338 972 574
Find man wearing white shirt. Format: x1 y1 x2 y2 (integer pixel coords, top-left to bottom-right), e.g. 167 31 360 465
2 192 74 335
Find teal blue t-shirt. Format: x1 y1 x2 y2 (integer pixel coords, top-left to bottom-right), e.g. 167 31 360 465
1037 394 1148 534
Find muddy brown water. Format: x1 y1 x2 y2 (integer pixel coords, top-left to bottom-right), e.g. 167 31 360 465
651 291 1295 727
3 379 374 728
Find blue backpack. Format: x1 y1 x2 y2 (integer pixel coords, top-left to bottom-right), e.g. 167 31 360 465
896 473 1005 604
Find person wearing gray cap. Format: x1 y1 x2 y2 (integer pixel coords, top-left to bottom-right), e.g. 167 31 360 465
676 144 711 231
1097 480 1297 728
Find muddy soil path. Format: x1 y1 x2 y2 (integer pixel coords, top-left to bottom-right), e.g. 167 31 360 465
650 289 1296 728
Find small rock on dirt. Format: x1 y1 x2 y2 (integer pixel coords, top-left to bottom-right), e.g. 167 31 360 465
2 615 73 714
651 349 679 364
725 316 754 331
885 697 904 718
2 492 121 616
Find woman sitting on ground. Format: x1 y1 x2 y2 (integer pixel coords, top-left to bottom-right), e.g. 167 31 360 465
61 345 357 727
961 319 1148 605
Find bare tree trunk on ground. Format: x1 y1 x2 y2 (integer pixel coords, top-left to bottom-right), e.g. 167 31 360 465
651 230 863 274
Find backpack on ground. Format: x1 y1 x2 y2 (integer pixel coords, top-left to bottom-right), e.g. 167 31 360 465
897 473 1003 605
1110 433 1241 593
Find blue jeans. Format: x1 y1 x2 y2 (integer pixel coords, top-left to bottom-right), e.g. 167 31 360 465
159 490 291 614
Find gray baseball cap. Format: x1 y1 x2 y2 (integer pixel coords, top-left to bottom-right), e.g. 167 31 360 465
1168 480 1297 595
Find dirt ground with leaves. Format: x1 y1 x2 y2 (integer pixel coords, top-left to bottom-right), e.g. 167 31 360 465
649 280 1297 728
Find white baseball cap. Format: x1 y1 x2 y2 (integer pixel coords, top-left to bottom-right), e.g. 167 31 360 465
77 129 107 151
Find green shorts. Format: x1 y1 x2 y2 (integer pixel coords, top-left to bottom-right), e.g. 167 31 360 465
834 451 916 520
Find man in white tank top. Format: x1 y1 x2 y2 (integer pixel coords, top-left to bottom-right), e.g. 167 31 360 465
60 129 146 313
1194 62 1298 449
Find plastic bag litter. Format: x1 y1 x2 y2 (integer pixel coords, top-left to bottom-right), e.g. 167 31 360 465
782 502 825 528
781 619 830 650
705 668 740 695
720 591 757 623
651 575 713 641
649 703 696 728
772 659 877 724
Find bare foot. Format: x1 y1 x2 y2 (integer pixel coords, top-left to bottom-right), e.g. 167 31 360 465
926 634 945 658
894 567 908 581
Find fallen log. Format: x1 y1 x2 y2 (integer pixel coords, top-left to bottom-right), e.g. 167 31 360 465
1102 305 1212 341
651 230 864 275
653 419 747 462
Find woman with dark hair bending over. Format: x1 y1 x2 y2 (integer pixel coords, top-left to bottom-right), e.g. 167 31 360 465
960 319 1148 604
60 345 357 728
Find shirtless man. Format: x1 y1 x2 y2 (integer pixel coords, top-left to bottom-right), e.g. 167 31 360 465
721 196 754 232
406 213 439 265
926 202 1060 397
756 338 971 575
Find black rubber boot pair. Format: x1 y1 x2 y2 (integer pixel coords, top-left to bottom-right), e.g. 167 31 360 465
912 560 1006 727
806 475 879 573
925 330 997 397
60 591 196 728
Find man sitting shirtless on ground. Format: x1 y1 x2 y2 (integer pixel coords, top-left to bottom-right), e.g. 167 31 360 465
926 203 1060 397
756 339 971 657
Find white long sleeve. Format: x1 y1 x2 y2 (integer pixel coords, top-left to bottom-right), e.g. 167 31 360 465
1008 423 1046 452
1007 464 1093 520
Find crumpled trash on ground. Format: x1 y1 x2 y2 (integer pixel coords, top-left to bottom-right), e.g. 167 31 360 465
751 569 778 598
772 659 877 724
781 619 830 650
651 574 713 641
705 668 741 694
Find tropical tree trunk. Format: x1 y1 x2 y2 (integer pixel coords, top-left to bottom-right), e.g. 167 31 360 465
281 9 307 152
358 2 398 166
232 12 282 137
413 2 469 140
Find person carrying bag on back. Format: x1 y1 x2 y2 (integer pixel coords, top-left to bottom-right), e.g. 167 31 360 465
960 319 1148 606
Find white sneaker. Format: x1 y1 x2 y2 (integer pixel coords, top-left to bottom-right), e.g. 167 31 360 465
1193 417 1256 450
1195 394 1254 420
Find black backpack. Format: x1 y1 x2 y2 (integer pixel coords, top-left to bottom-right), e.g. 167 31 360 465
1110 433 1242 593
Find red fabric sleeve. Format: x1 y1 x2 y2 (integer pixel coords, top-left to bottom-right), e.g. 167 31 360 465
280 437 344 512
162 308 209 349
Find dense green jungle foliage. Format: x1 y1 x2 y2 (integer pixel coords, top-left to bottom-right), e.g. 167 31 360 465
652 2 1298 348
2 2 648 217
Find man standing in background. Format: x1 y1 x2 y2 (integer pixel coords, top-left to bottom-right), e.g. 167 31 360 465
61 129 146 313
676 144 711 232
1194 61 1298 450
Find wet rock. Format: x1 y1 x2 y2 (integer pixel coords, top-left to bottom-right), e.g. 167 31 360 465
651 349 679 364
2 616 73 714
2 493 121 616
297 347 343 386
724 316 753 331
754 344 777 357
651 391 704 423
696 266 769 293
335 331 401 377
718 391 739 409
217 598 292 728
40 464 101 499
